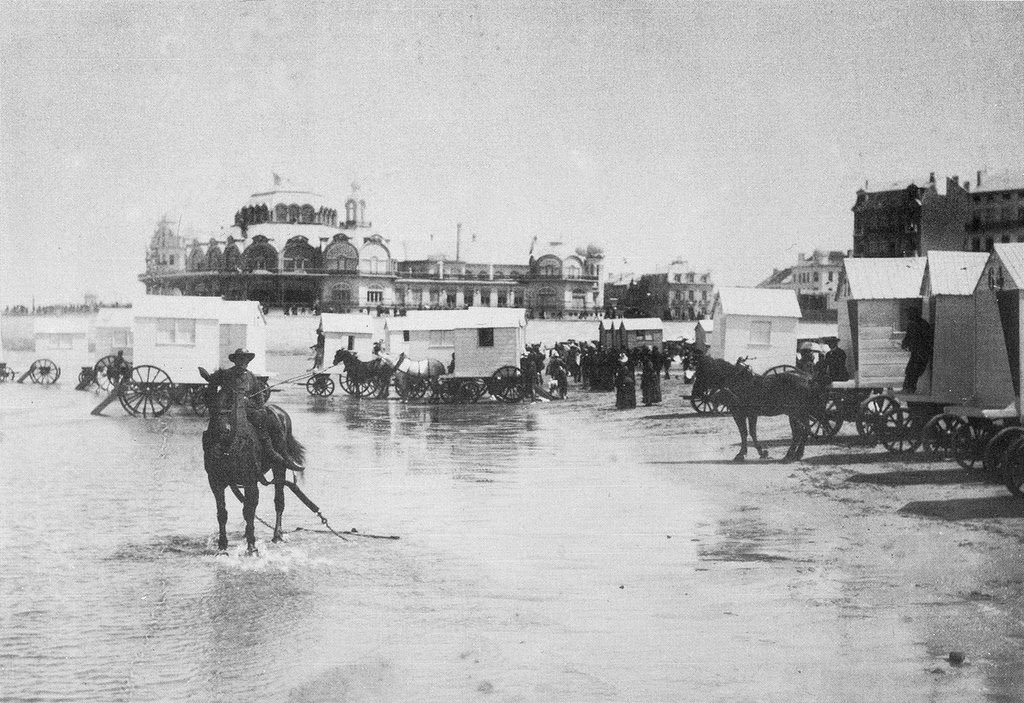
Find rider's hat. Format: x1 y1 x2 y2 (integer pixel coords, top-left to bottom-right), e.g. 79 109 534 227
228 347 256 364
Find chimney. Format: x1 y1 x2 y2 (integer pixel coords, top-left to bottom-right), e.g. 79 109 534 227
951 175 958 186
977 170 982 188
929 172 935 184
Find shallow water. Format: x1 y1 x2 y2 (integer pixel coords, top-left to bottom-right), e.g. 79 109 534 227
1 359 1013 702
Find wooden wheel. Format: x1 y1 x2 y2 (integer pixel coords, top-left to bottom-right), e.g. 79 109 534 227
356 377 379 398
118 365 173 417
29 358 60 385
879 405 921 454
92 354 125 391
920 413 963 460
488 366 525 402
78 367 95 387
762 364 801 377
855 394 896 444
454 379 486 404
190 386 210 416
339 374 360 397
690 387 717 414
952 421 989 473
306 374 335 397
1003 437 1024 497
809 396 843 438
983 427 1024 481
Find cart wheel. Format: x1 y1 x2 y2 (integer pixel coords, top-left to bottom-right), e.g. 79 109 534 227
436 379 458 404
983 426 1024 481
952 422 986 473
92 354 122 391
709 388 732 414
78 367 95 387
454 379 486 404
762 364 801 377
306 374 335 397
920 413 963 460
488 366 525 402
879 405 920 454
339 374 356 396
1002 437 1024 497
690 387 717 414
356 377 379 399
809 396 844 438
374 375 392 399
855 394 897 444
28 358 60 385
118 364 173 418
395 372 429 400
191 387 210 416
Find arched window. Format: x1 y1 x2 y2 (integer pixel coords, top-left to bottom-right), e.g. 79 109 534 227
537 255 561 278
537 287 557 310
300 204 315 224
288 204 300 223
242 236 278 272
572 289 587 308
224 242 242 270
275 204 288 222
324 238 359 272
330 284 353 303
564 257 582 279
283 236 316 272
345 199 357 226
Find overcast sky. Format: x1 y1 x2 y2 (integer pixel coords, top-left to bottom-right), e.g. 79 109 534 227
2 1 1022 306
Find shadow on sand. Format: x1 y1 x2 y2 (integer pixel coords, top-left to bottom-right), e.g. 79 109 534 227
845 467 988 486
899 494 1024 520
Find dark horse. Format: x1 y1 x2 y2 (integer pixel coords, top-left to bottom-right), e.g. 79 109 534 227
200 370 306 554
333 349 395 397
691 355 822 462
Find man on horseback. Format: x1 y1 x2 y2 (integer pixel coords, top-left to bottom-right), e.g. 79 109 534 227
201 348 304 473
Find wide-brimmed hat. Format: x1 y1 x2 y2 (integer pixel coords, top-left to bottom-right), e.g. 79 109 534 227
228 348 256 364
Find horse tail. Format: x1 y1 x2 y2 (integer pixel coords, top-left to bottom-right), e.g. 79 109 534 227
268 404 306 467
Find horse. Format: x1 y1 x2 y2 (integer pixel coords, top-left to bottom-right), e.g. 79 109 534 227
200 369 306 554
691 355 822 463
377 352 448 400
333 349 395 398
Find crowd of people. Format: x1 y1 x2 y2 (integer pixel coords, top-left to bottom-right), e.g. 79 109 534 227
519 340 701 409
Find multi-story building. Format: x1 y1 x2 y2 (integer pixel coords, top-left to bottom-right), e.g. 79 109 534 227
851 173 971 257
602 259 713 320
964 170 1024 253
757 249 846 320
139 180 604 318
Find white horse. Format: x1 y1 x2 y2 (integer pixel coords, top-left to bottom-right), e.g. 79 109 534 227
377 352 448 400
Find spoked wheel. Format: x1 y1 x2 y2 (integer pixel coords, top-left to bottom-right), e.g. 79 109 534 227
356 377 380 399
488 366 525 402
983 427 1024 481
454 379 487 404
953 422 992 474
920 413 964 460
690 388 718 415
190 387 209 417
78 367 95 388
306 374 335 397
762 364 802 377
28 358 61 385
93 354 123 391
118 365 173 418
809 396 844 438
435 379 457 404
879 405 922 455
394 372 429 400
855 394 897 444
1002 437 1024 497
339 374 360 397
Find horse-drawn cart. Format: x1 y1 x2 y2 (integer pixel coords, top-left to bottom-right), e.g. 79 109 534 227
92 296 269 418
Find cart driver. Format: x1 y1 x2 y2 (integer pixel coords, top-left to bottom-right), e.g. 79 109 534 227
201 348 304 472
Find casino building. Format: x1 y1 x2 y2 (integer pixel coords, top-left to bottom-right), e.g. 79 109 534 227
139 181 605 318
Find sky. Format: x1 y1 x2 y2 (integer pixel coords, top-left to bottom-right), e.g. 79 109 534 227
1 1 1023 306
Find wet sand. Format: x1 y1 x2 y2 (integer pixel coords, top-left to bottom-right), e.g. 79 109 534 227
3 353 1024 701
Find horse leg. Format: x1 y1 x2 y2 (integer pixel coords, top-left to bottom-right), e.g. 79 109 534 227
272 467 286 543
209 476 229 553
782 416 799 462
242 484 259 555
794 414 809 460
732 414 748 462
749 416 769 460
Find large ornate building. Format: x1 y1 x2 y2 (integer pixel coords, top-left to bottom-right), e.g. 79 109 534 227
756 249 846 321
139 181 605 318
603 259 714 320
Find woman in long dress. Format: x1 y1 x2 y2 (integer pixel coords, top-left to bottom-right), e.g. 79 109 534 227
615 353 636 409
